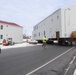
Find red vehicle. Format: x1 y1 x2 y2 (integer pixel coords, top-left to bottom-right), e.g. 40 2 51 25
2 39 7 46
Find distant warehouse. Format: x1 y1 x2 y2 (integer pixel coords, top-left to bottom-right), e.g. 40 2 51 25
32 3 76 44
0 20 23 43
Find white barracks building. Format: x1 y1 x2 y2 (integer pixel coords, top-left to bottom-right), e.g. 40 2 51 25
0 20 23 43
32 3 76 42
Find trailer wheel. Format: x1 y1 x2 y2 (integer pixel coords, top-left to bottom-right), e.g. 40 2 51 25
58 40 63 45
47 40 54 44
58 40 68 46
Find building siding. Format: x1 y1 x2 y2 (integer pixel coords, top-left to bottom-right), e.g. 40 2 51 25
0 21 23 43
32 3 76 40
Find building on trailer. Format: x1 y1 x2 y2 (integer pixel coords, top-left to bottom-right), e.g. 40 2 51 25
0 20 23 44
32 3 76 45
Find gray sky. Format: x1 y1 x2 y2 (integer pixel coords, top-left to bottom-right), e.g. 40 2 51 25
0 0 76 36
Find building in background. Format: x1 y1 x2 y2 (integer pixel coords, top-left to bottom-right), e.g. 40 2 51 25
0 20 23 44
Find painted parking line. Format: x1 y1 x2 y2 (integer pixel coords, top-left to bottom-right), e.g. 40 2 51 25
26 47 75 75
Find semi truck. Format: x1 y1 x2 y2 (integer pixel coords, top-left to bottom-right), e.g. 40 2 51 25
32 3 76 45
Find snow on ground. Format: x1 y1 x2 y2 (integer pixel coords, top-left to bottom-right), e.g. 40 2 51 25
0 42 42 50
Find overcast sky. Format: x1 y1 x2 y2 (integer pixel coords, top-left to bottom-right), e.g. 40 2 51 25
0 0 76 36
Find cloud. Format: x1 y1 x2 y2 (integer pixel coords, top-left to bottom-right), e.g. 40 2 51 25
0 0 76 35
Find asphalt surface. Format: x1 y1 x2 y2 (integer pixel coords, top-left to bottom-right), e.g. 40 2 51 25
0 45 76 75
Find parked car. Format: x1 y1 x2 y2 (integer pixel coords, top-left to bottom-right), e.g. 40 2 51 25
2 38 14 46
28 40 38 44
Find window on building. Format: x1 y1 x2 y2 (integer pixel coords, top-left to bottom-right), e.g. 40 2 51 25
6 25 8 27
44 23 45 26
1 25 3 29
44 31 45 35
0 35 3 39
57 15 59 19
33 26 35 31
39 32 40 36
51 19 53 22
6 34 8 36
34 25 39 31
34 34 36 37
37 25 38 29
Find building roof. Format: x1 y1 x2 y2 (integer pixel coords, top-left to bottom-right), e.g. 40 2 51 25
0 20 23 28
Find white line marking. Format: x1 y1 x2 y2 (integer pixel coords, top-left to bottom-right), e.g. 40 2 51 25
26 47 75 75
73 69 76 75
64 54 76 75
